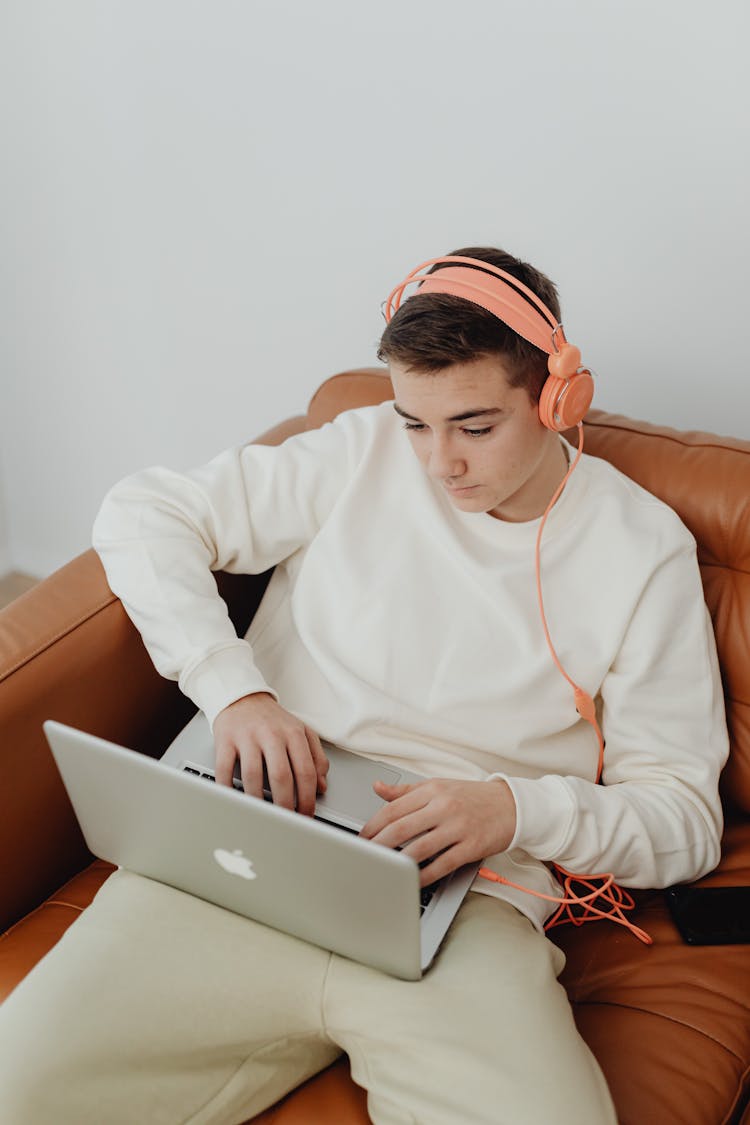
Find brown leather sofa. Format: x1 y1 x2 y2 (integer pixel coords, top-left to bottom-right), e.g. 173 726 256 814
1 369 749 1125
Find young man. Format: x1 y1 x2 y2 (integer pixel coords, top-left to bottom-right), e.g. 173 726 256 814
0 247 727 1124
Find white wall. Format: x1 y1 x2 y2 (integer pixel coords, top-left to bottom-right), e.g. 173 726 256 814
1 0 748 577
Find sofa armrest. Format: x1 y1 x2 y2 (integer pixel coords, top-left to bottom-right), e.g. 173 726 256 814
0 414 308 933
0 549 273 931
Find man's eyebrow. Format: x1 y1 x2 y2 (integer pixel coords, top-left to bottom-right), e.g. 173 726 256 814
392 403 504 423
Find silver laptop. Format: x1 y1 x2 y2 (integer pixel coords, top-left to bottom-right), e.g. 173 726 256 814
43 716 478 980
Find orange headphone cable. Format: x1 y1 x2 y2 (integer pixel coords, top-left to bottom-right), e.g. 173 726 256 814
477 423 652 945
533 422 605 783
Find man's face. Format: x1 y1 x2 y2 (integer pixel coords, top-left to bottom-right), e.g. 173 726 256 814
389 355 565 523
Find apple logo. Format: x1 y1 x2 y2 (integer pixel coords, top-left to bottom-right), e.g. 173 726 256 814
213 848 257 880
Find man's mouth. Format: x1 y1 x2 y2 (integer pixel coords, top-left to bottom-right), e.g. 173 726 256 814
445 483 478 495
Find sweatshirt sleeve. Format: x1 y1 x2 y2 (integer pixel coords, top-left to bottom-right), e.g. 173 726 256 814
92 414 356 727
497 533 729 888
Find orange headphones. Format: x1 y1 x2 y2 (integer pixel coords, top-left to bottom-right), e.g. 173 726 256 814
383 255 595 433
384 255 651 944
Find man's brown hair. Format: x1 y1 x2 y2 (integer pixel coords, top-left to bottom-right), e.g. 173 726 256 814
377 246 561 403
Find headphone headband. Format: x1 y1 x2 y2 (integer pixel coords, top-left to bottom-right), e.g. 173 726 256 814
383 255 565 356
383 252 595 432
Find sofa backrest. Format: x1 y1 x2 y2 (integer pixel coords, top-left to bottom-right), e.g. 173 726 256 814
308 369 750 814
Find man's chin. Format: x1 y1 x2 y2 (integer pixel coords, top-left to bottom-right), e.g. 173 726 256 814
445 489 489 510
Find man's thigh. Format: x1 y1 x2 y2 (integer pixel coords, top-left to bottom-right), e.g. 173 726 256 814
0 869 339 1125
324 892 616 1125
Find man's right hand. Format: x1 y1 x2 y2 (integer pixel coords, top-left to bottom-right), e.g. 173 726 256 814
212 693 329 817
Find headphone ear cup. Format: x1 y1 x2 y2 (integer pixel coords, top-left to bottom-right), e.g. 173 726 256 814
538 370 594 432
547 343 581 380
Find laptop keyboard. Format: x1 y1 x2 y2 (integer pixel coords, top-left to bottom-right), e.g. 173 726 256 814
182 765 437 915
419 886 436 913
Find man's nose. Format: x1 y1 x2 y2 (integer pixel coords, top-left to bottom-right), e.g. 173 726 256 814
427 435 465 479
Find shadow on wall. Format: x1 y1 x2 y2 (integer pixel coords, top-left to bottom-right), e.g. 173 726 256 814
0 572 39 610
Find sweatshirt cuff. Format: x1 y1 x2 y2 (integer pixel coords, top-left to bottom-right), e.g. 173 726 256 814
179 641 278 729
487 772 577 859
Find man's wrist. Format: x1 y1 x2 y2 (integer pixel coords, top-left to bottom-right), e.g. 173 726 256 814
486 776 518 853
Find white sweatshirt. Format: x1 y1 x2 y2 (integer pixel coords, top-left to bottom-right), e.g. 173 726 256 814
92 400 729 930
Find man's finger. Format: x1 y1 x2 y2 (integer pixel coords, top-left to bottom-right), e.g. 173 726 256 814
361 783 427 839
214 743 237 788
262 738 297 810
372 780 415 799
237 745 265 801
287 732 320 817
367 808 438 852
416 851 458 888
305 727 329 791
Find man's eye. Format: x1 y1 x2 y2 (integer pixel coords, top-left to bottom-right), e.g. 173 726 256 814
402 423 494 436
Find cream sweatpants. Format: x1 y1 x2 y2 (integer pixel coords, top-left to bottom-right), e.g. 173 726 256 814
0 869 616 1125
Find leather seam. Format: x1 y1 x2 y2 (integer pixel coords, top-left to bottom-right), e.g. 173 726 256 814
36 899 87 913
700 560 750 579
0 863 113 942
575 998 747 1063
583 418 750 455
0 594 118 685
0 899 83 946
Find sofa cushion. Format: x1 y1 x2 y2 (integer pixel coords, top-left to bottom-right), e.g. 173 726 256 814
554 818 750 1125
3 834 749 1125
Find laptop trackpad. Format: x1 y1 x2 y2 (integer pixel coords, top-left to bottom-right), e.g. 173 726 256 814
316 747 404 827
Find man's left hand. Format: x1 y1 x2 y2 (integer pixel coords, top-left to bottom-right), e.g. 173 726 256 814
360 777 517 887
